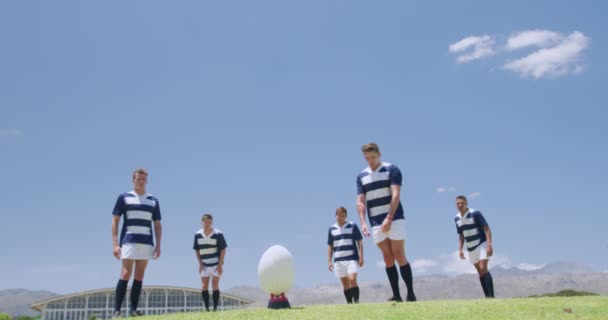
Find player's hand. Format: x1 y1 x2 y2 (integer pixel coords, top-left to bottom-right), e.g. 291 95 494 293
153 246 161 260
328 262 333 272
380 218 392 233
113 245 121 260
217 264 223 276
459 249 465 260
486 243 493 257
359 257 364 268
361 224 370 237
199 264 204 274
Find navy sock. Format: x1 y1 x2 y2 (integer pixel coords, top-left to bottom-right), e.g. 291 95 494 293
202 290 210 311
479 276 489 297
484 272 495 298
399 263 415 299
114 279 128 312
343 289 353 303
385 266 401 299
350 286 359 303
130 280 142 311
212 290 220 311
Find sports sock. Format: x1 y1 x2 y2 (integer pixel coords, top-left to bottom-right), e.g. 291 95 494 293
114 279 128 312
385 265 401 299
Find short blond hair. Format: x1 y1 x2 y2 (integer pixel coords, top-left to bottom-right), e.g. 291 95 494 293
132 168 148 179
361 143 380 154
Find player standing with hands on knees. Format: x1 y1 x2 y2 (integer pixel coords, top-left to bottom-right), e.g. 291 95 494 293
455 195 495 298
356 143 416 302
111 168 162 318
327 207 364 304
193 214 228 311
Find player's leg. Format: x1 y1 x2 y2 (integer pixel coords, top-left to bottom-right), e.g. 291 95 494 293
114 259 134 316
390 239 416 301
377 239 401 301
479 257 494 298
470 247 489 298
211 275 221 311
129 260 148 315
340 276 352 303
347 270 359 303
201 276 211 311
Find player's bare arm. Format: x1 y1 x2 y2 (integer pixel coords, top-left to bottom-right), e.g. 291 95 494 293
357 239 364 267
381 184 401 233
153 220 162 259
217 249 226 275
327 245 334 271
356 194 369 237
112 215 121 259
484 226 493 256
458 234 466 260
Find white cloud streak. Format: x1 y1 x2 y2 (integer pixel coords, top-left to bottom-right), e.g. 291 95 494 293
0 129 23 137
468 192 481 199
436 187 456 193
506 30 565 50
516 263 546 271
411 259 439 274
449 35 496 63
503 31 589 79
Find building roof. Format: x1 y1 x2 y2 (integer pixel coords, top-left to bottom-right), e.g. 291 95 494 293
31 286 254 312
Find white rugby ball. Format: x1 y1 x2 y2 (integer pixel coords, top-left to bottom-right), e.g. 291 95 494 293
258 245 295 295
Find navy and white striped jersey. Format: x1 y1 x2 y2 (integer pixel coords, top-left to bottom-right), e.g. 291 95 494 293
455 208 489 251
356 162 405 227
193 228 228 267
327 221 363 263
112 191 161 247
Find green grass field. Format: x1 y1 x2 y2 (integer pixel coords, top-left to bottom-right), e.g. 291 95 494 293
142 296 608 320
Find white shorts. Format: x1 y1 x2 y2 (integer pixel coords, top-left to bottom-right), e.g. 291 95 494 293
468 242 490 264
121 243 154 260
200 265 220 278
372 219 407 244
333 260 358 278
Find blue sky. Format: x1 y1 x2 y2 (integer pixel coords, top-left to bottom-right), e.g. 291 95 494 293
1 1 607 294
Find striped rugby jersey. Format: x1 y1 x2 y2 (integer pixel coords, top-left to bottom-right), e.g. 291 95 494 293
455 208 489 251
356 162 405 227
193 228 228 267
112 191 161 247
327 221 363 263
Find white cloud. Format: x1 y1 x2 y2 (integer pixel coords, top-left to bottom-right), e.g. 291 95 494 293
375 260 386 268
436 187 456 193
0 129 23 137
411 259 439 274
504 31 589 79
441 250 513 275
506 30 564 50
516 263 546 271
468 192 481 199
449 35 496 63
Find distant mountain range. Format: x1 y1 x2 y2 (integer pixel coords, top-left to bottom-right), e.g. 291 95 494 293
1 261 606 316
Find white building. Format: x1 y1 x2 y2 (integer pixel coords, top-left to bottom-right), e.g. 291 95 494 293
31 286 253 320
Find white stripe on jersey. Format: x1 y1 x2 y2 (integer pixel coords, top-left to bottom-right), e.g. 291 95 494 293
199 248 218 256
462 228 479 238
366 187 391 202
334 250 354 258
198 238 217 246
467 238 481 249
126 226 151 235
333 239 354 247
204 257 219 264
360 172 390 186
369 204 391 217
126 211 153 221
